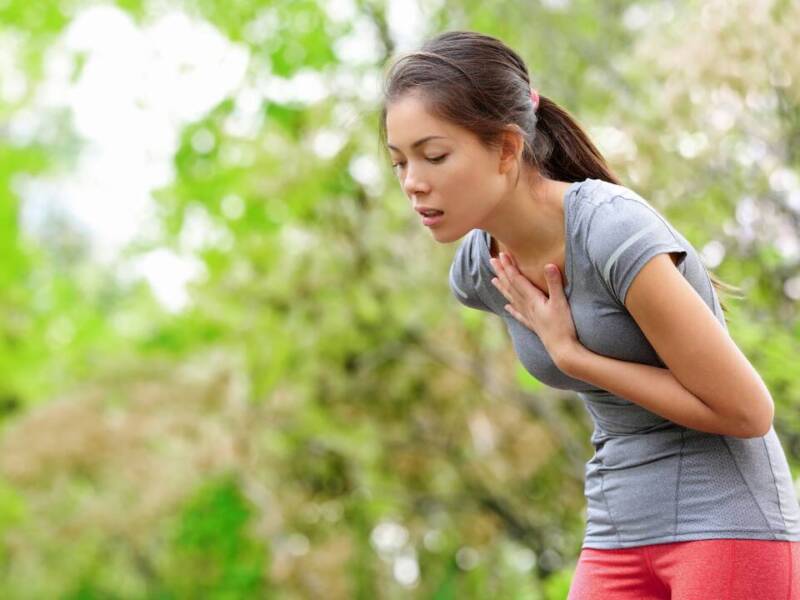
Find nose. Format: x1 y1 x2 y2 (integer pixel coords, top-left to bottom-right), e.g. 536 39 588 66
402 163 430 197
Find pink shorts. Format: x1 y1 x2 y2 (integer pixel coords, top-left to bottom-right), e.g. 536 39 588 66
567 538 800 599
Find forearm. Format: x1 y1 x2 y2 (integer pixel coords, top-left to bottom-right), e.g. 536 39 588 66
559 346 758 438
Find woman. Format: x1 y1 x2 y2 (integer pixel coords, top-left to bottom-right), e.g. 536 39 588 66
379 30 800 599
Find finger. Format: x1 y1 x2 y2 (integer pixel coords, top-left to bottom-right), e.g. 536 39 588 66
501 253 543 303
491 276 512 302
490 257 504 277
489 259 509 293
504 303 520 319
502 251 518 270
490 258 507 286
544 264 564 300
500 253 520 293
493 257 514 295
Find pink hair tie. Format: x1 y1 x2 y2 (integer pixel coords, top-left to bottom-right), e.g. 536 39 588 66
530 88 540 112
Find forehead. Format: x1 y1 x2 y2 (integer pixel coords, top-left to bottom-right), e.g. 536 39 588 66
385 94 463 150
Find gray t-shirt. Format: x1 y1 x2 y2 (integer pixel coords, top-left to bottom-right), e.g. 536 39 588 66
449 177 800 549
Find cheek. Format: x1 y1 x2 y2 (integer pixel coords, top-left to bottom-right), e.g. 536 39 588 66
445 155 486 189
448 157 501 201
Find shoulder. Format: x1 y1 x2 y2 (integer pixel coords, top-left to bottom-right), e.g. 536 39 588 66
568 179 658 235
449 229 493 312
578 183 688 306
580 180 661 217
581 183 681 249
451 228 485 268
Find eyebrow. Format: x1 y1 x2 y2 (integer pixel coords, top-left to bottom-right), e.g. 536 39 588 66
387 135 448 151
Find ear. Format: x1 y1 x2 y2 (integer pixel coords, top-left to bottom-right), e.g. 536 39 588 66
497 125 525 176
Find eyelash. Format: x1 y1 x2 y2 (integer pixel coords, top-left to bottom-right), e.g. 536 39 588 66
391 155 447 171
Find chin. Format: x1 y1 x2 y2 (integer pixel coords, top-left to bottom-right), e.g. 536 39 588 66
429 227 465 244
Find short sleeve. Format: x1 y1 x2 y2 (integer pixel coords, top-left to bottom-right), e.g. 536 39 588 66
449 231 493 313
586 194 688 307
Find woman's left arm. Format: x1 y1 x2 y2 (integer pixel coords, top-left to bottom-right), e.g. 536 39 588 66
559 253 774 438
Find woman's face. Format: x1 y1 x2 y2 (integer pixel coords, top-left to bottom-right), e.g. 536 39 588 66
385 93 511 243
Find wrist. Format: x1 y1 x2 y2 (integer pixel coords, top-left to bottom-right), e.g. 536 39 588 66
554 341 590 378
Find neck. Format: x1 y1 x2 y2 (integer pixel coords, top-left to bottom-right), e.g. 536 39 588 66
483 175 573 268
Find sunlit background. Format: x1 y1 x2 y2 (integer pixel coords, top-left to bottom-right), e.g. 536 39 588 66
1 0 799 597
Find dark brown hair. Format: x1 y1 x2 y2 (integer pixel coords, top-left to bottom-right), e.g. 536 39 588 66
378 30 740 317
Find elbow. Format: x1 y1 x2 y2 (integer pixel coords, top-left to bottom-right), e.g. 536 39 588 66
735 403 774 439
751 408 774 438
737 423 771 439
718 381 775 438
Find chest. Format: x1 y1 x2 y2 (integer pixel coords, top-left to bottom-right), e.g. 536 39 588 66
503 291 663 392
489 236 566 295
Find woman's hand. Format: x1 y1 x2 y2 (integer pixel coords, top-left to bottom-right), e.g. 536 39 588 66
490 252 582 369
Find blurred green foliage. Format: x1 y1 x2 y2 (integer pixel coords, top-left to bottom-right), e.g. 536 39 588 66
0 0 799 598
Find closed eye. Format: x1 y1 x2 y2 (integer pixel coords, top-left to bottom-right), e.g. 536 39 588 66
391 155 448 170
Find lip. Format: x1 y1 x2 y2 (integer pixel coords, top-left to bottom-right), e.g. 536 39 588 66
414 206 443 215
421 212 445 227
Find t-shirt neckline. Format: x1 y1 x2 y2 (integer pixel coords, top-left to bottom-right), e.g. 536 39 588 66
478 179 586 298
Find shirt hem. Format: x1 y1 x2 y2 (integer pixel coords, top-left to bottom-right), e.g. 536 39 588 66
582 529 800 550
